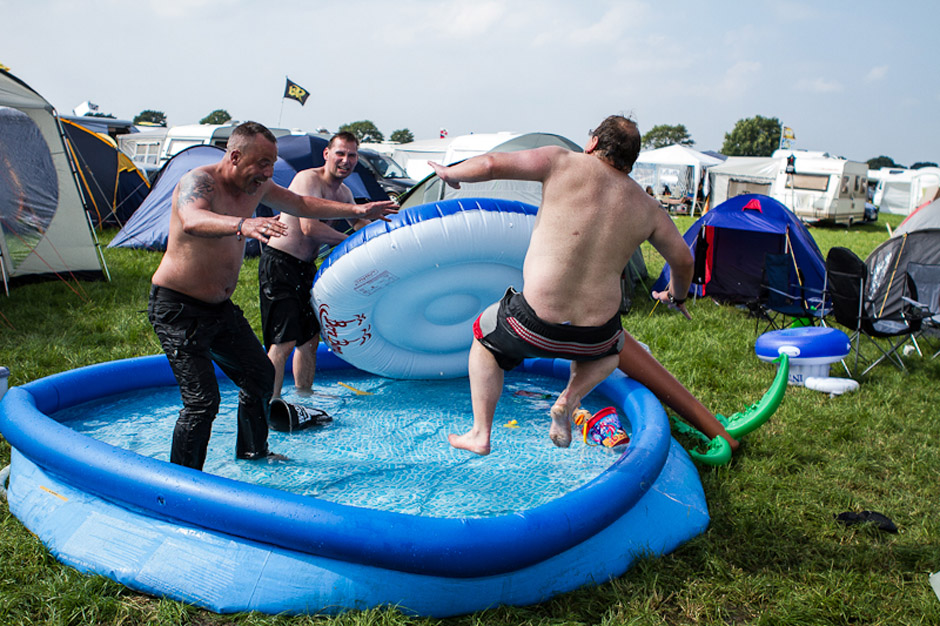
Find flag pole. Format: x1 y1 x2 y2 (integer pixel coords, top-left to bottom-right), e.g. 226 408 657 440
277 75 287 127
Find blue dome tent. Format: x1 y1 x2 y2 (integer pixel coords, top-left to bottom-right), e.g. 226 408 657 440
652 194 826 304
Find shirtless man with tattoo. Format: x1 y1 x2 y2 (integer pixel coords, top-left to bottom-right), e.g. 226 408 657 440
148 122 396 470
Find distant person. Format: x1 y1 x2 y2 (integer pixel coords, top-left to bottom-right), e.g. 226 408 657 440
430 115 716 455
645 185 655 196
259 132 363 400
148 122 396 471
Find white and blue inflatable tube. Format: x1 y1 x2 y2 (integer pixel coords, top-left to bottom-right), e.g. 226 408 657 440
313 197 538 379
0 349 709 616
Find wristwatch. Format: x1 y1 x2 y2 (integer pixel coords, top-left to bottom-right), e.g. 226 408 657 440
668 292 687 306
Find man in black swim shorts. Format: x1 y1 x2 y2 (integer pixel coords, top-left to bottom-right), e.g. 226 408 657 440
431 115 694 455
259 132 363 399
475 287 625 371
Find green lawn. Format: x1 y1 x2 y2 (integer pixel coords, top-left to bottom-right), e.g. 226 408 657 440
1 215 938 626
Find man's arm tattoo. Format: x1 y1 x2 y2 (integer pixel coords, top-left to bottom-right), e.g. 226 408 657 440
178 171 215 207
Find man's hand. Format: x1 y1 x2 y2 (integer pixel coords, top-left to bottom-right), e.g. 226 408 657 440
652 289 692 320
244 217 287 243
359 200 398 222
429 161 460 189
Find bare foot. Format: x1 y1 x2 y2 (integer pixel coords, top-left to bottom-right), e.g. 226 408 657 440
295 387 314 397
448 432 490 455
549 403 573 448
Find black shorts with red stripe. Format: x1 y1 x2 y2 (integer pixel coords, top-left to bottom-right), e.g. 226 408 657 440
473 287 625 371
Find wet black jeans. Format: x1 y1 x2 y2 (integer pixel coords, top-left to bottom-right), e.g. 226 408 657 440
148 285 274 470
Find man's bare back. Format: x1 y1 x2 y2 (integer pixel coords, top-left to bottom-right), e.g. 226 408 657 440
522 147 675 326
431 145 689 327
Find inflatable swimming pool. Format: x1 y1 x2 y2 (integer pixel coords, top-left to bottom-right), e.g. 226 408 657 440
0 347 709 617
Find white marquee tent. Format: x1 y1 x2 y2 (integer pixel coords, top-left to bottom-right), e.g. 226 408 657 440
630 144 723 212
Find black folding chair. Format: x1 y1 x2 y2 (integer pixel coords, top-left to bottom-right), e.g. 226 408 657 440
752 253 824 333
824 247 919 377
901 262 940 359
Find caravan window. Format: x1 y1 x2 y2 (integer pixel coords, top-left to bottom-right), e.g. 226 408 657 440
786 173 829 192
840 175 850 194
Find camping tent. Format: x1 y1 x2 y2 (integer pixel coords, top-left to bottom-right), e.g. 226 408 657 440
870 167 940 215
61 118 150 228
109 135 389 255
652 194 827 304
394 132 581 188
631 144 723 211
398 132 582 210
108 145 224 252
865 197 940 319
707 157 778 206
0 69 105 292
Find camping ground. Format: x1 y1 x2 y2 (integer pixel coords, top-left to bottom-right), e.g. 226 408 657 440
0 218 938 626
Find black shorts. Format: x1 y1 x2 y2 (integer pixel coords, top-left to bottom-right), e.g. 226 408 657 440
259 246 320 348
473 287 625 371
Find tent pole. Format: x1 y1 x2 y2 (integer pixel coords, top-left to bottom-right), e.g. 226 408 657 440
85 208 111 283
0 247 9 296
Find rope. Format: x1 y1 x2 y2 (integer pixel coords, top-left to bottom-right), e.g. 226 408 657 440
877 233 907 317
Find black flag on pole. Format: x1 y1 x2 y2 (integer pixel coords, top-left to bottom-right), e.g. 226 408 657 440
283 77 310 105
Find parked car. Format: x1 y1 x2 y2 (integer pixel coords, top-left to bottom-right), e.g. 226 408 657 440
358 149 416 199
864 201 879 222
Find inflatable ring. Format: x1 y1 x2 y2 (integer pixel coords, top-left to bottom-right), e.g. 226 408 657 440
313 198 538 378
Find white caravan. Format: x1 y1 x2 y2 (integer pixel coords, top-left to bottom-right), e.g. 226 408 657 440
772 149 867 225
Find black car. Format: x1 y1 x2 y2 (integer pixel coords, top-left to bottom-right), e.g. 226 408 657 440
357 149 416 199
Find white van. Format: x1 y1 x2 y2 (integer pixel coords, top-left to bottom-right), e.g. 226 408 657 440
772 149 867 225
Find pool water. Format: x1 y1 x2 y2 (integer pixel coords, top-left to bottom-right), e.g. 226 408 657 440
55 370 629 518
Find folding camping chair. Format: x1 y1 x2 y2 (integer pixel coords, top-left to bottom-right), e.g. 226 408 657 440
823 247 920 377
752 253 826 333
901 262 940 359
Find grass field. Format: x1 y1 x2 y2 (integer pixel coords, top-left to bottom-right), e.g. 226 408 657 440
1 214 938 626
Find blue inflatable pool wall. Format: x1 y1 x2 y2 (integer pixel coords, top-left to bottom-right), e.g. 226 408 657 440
0 347 709 616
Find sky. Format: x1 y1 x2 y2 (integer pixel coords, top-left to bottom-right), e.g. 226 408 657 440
3 0 938 167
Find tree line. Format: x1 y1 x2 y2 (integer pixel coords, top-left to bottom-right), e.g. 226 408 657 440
130 110 414 145
128 109 935 168
642 115 937 170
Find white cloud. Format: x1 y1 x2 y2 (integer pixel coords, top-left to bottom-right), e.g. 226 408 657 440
567 4 628 46
795 77 843 93
146 0 241 18
769 1 821 23
865 65 889 82
424 0 507 39
712 61 762 101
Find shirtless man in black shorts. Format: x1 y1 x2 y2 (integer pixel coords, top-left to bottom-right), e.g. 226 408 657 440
430 115 694 455
259 132 363 400
148 122 396 470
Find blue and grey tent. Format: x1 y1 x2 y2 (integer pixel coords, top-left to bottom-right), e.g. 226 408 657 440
61 118 150 228
652 194 826 303
108 145 225 252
